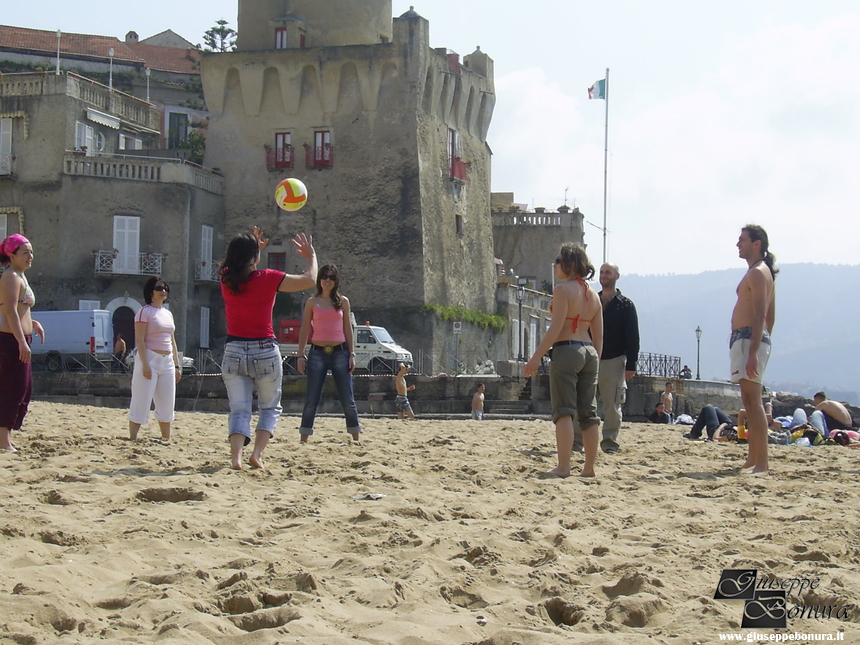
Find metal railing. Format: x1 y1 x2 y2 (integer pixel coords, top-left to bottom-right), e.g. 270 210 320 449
0 154 13 175
305 144 333 168
94 250 163 276
194 260 220 282
266 146 294 170
450 157 468 182
636 352 682 378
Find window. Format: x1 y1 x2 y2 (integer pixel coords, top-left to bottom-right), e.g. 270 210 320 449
356 330 375 345
306 130 333 168
529 318 538 357
273 132 293 168
267 252 286 272
0 118 11 175
200 307 210 349
511 319 520 357
113 216 140 274
448 128 467 181
119 134 142 150
300 33 306 48
75 121 94 155
201 225 213 267
167 112 189 149
0 213 7 240
275 27 287 49
78 300 100 310
456 214 463 235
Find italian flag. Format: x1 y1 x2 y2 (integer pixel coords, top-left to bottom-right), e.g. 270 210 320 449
588 79 605 100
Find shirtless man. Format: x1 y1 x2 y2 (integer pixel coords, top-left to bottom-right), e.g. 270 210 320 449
660 381 674 419
471 383 485 420
730 225 777 473
395 362 416 420
790 392 854 436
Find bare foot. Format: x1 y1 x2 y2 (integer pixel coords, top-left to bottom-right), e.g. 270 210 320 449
1 446 17 453
579 468 596 478
230 461 242 470
300 435 309 444
249 455 264 469
740 465 769 474
350 433 360 443
539 467 571 479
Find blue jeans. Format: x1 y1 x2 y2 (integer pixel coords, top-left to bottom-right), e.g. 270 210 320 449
300 348 361 435
221 339 283 445
689 404 733 439
790 409 827 436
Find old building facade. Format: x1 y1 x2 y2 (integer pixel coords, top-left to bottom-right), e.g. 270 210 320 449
200 0 498 371
0 71 225 356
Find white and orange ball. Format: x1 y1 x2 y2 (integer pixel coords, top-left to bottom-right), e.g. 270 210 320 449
274 178 308 211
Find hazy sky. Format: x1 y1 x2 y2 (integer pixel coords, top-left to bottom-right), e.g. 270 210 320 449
6 1 860 276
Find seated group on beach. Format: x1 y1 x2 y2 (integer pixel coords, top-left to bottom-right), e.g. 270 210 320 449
682 391 857 446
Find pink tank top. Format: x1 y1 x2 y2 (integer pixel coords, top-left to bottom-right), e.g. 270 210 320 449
312 304 346 342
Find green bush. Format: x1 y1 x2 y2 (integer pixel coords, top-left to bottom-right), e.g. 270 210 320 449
422 305 507 332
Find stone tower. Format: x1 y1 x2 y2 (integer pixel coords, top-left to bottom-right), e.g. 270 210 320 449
201 1 497 366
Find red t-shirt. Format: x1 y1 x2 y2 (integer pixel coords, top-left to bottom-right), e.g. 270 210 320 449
221 269 285 338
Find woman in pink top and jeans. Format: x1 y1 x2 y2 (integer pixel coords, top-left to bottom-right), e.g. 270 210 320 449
128 276 181 440
297 264 361 442
220 228 317 469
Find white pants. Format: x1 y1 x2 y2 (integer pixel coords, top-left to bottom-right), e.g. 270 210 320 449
128 350 176 424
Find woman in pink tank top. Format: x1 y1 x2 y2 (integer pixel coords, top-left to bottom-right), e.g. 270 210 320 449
297 264 361 442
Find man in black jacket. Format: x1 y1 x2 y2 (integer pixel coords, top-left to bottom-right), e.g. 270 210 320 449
584 262 640 453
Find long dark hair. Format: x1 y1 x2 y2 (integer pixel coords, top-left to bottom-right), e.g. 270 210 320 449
558 243 595 280
742 224 779 279
143 276 168 305
220 234 259 294
315 264 343 310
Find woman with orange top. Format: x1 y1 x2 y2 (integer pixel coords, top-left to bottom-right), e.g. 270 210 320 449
297 264 361 442
525 243 603 477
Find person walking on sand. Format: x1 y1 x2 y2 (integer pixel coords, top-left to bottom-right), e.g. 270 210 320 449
525 243 603 478
0 235 45 452
297 264 362 443
395 362 416 420
221 228 317 470
574 262 639 454
730 224 776 473
471 383 485 420
127 277 181 441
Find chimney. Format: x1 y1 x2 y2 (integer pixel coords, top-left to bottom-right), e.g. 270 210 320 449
125 31 139 43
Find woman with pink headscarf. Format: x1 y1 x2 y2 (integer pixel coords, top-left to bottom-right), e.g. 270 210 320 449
0 234 45 452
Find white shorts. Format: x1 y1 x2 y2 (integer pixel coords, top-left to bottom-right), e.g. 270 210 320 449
730 335 771 385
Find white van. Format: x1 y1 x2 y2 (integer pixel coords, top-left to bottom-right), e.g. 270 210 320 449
30 310 113 371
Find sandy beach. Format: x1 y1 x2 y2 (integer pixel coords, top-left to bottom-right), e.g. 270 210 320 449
1 401 858 644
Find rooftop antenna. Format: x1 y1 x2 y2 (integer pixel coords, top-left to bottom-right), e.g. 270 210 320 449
564 187 569 207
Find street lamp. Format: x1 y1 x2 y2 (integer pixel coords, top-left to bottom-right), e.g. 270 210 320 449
56 30 61 75
695 326 702 380
145 67 151 102
108 47 115 91
516 277 528 361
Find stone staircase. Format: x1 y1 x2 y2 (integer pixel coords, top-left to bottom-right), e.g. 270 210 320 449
488 378 533 415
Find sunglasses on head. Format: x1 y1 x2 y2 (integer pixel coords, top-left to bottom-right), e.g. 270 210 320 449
320 273 336 280
554 258 562 265
153 285 170 292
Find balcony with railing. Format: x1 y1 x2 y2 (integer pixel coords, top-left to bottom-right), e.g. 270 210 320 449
194 260 221 282
93 250 164 276
0 154 14 177
266 146 294 170
65 153 223 194
0 71 158 133
305 143 334 168
450 157 469 183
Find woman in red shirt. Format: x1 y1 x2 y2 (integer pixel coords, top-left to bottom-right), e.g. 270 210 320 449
297 264 361 442
220 227 317 469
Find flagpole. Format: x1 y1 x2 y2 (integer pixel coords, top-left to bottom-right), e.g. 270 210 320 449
602 67 609 264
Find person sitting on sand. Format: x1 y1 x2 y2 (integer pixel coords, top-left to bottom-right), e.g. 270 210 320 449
660 382 674 420
471 383 485 420
395 363 416 420
787 392 853 437
647 401 671 424
524 243 603 478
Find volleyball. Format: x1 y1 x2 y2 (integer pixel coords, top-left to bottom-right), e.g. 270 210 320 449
274 178 308 211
